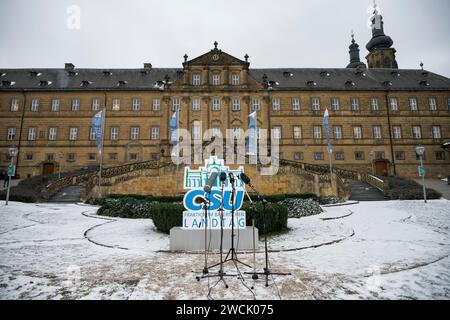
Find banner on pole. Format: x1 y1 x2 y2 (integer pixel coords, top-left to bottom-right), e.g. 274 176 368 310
323 109 333 154
91 109 105 154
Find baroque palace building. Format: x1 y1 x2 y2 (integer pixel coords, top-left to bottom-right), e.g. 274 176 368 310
1 11 450 179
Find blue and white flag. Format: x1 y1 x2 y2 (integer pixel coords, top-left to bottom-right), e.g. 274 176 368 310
323 108 332 154
92 109 105 154
169 109 179 157
247 111 257 156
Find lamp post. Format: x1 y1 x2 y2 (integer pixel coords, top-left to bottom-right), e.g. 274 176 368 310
416 145 427 204
5 146 18 205
58 152 64 179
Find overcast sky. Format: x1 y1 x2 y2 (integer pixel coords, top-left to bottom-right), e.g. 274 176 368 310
0 0 449 77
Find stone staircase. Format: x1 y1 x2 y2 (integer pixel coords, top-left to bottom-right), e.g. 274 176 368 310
348 180 389 201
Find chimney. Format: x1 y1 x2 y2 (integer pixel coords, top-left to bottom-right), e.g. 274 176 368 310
143 63 152 70
65 63 75 70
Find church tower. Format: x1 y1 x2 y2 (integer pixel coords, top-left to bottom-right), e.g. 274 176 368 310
346 32 366 69
365 4 398 69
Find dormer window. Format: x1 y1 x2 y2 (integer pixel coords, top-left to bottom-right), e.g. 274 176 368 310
103 71 113 76
306 80 317 87
192 74 201 86
231 74 240 85
283 71 294 77
39 80 52 86
29 71 42 77
2 80 15 87
67 71 78 77
419 80 430 86
117 80 128 86
345 80 355 87
391 71 400 77
81 80 92 87
382 80 392 87
0 72 6 77
319 71 330 77
355 69 366 76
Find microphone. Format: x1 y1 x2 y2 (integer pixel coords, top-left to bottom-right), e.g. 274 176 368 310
194 196 207 205
239 173 251 185
219 171 227 183
203 171 218 193
228 172 235 184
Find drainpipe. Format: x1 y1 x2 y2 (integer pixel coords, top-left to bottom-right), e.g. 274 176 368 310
385 91 397 176
15 90 27 173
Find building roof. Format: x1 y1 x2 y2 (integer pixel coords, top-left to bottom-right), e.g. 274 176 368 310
0 67 449 92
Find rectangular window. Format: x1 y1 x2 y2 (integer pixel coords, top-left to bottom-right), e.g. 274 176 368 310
428 97 437 111
412 126 422 139
31 99 39 112
231 74 240 85
390 97 398 111
212 98 220 111
392 126 402 139
51 99 60 112
375 152 385 160
292 98 300 111
109 153 118 160
371 98 379 112
293 126 302 139
373 126 382 139
273 126 282 139
48 127 57 141
232 98 240 111
272 98 280 111
331 98 340 111
10 98 19 112
192 74 201 86
67 153 76 162
129 153 138 161
314 152 324 160
212 74 220 86
294 152 303 161
71 98 80 111
110 127 119 140
172 98 180 112
353 126 362 139
130 127 139 140
313 126 322 139
92 98 100 111
151 153 160 161
333 126 342 140
436 151 445 161
46 154 54 161
355 151 365 160
7 128 16 140
432 126 441 139
311 98 320 111
409 98 418 111
351 98 359 112
192 125 201 140
232 128 242 139
25 154 33 161
152 99 160 111
132 98 141 111
151 127 160 140
395 151 405 161
211 127 221 138
89 127 96 141
335 152 345 160
88 153 96 161
192 98 201 111
252 98 260 111
112 98 120 111
69 127 78 141
28 128 36 141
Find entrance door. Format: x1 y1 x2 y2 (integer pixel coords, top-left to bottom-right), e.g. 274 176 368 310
375 161 388 176
42 163 55 175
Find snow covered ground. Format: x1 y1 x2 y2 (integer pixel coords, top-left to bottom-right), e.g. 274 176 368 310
0 200 449 300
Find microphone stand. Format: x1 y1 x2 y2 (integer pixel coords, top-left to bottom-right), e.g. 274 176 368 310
244 180 291 287
197 180 236 287
243 189 259 284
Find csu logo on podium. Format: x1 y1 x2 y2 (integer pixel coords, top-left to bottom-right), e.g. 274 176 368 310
182 156 246 230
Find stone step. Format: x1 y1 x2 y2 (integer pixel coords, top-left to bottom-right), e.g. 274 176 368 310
348 180 389 201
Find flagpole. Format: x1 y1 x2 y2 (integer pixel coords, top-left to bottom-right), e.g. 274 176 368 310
176 107 180 195
98 108 106 188
255 111 259 191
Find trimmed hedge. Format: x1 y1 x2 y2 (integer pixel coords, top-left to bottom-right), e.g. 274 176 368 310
242 202 288 234
97 197 153 219
386 177 442 200
0 187 39 203
150 203 184 234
